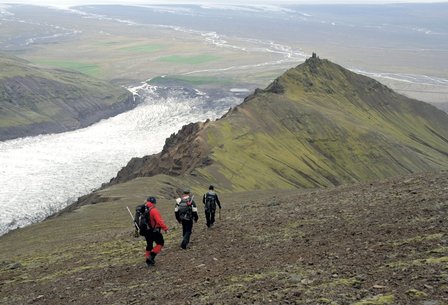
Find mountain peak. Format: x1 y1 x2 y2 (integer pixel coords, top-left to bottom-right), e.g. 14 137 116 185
303 52 325 70
109 59 448 191
262 55 394 102
263 55 339 95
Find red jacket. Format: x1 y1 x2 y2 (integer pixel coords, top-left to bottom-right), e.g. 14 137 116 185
145 202 169 232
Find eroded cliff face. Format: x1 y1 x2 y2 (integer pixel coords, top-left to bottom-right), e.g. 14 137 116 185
109 121 212 185
0 89 136 141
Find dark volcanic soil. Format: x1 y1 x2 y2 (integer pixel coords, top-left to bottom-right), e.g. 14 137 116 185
1 171 447 304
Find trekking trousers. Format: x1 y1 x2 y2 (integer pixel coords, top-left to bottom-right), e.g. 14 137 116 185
181 219 193 249
144 230 164 254
205 209 216 227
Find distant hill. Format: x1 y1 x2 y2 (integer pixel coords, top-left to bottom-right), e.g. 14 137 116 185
0 53 135 141
109 56 448 193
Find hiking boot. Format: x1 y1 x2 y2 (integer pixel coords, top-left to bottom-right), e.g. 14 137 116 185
146 257 155 266
146 253 156 266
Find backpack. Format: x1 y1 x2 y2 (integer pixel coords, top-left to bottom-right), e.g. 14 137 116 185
177 197 193 221
204 192 217 212
134 204 153 236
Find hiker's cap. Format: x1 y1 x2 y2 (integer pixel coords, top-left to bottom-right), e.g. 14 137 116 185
147 196 156 204
183 189 190 194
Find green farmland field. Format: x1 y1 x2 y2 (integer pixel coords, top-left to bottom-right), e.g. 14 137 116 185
33 60 101 77
119 44 165 53
157 55 220 65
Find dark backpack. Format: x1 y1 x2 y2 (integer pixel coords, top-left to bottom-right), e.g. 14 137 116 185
204 193 217 212
134 204 153 235
178 197 193 221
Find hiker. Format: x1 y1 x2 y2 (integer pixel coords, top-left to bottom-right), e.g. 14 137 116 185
141 196 169 266
174 189 198 249
202 185 222 228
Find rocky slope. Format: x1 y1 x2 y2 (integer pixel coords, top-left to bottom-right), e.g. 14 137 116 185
108 56 448 193
0 170 446 304
0 53 135 141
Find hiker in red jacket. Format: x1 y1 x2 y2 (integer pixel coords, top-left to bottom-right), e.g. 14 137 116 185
143 196 169 266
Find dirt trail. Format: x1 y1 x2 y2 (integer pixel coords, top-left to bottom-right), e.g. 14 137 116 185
1 171 447 304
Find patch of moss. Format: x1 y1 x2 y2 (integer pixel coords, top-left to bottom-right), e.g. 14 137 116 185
425 256 448 264
330 277 363 288
405 289 427 298
386 256 448 269
352 294 394 305
393 233 444 246
34 263 108 282
16 250 76 271
229 273 266 282
429 246 448 254
318 298 334 304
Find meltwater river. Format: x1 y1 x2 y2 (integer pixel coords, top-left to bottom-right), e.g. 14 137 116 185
0 84 242 236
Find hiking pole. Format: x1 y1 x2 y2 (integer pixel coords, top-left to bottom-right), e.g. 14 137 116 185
126 206 140 235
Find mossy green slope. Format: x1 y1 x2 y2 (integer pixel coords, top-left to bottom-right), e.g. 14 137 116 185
107 57 448 194
0 53 133 140
196 57 448 191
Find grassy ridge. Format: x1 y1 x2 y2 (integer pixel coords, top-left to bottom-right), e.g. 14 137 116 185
0 53 132 140
104 58 448 194
192 58 448 191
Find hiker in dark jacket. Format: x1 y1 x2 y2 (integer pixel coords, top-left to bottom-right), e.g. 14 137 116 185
202 185 222 228
143 196 169 266
174 189 198 249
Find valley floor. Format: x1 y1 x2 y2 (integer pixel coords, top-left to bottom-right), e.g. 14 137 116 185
1 171 447 304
